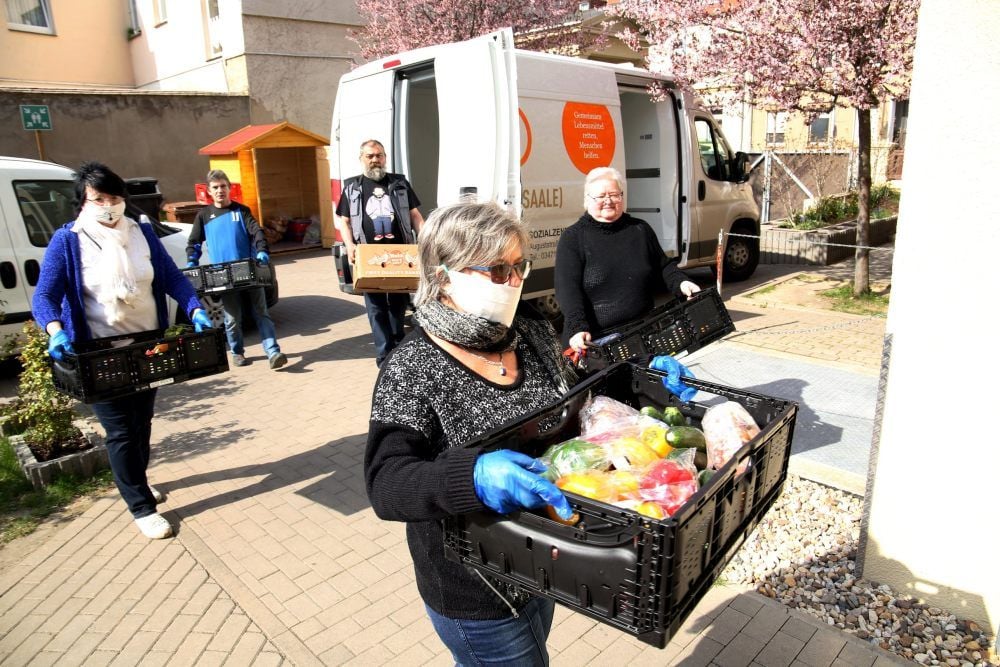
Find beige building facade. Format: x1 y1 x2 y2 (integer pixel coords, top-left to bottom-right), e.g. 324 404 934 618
1 0 360 201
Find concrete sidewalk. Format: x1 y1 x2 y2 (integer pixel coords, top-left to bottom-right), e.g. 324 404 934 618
0 247 903 666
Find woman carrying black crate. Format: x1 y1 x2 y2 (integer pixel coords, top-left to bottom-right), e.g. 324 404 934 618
555 166 701 356
32 161 212 540
364 201 695 665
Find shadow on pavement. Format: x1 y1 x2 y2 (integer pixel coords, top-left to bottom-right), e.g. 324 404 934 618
277 332 378 373
163 433 371 519
270 294 366 338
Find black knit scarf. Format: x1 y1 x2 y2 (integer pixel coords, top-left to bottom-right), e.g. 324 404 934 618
415 300 576 395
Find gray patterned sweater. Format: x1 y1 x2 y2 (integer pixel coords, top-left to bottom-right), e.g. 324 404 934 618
364 314 570 619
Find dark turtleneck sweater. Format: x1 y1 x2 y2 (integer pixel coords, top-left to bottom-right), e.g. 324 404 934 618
554 212 689 345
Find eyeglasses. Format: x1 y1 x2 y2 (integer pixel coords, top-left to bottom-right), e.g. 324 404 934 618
87 195 124 206
467 259 532 284
587 192 623 202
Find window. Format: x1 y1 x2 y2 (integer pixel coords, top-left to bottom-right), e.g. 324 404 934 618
695 118 732 181
153 0 167 25
765 112 787 145
127 0 141 37
5 0 54 34
809 112 836 144
13 180 76 248
204 0 222 57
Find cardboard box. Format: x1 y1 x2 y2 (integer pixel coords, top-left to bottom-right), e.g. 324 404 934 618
353 244 420 293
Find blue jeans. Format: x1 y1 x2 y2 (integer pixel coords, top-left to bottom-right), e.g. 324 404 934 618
90 389 158 519
364 292 408 364
425 596 555 666
222 287 280 358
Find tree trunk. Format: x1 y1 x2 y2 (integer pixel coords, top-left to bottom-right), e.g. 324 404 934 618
854 107 872 296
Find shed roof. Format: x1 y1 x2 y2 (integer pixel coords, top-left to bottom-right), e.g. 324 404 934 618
199 121 329 155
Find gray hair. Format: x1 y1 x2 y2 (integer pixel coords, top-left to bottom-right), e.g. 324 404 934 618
359 139 385 154
582 166 625 206
415 202 529 306
206 169 230 185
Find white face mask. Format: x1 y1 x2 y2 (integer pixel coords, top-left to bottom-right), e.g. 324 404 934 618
444 267 523 327
89 201 126 225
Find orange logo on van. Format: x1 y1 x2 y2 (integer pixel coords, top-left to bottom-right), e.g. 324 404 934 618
562 102 615 174
519 108 532 166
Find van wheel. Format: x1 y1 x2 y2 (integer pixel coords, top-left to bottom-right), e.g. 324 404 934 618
531 296 564 332
174 296 226 329
717 223 759 282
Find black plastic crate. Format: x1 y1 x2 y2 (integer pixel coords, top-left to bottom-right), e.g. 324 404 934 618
580 287 734 372
51 328 228 403
182 260 274 296
443 362 797 648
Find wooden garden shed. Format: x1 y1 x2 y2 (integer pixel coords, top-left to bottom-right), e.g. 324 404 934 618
198 121 336 249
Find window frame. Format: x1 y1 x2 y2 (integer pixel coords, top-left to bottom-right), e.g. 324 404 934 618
695 117 732 182
12 179 77 248
5 0 55 35
153 0 168 26
204 0 222 59
808 112 836 145
765 111 787 145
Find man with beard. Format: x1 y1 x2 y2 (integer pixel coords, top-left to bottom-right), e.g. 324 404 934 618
335 139 425 366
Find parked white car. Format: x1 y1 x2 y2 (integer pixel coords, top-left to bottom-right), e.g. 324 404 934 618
0 156 202 341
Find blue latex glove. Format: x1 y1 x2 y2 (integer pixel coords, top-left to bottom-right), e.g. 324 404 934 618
191 309 213 332
256 251 269 265
650 355 698 402
186 261 197 268
473 450 574 519
47 330 74 361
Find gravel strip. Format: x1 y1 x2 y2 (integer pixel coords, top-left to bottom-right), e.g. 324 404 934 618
721 474 997 666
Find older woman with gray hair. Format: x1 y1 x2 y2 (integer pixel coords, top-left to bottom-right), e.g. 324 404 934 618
364 201 577 665
555 166 701 353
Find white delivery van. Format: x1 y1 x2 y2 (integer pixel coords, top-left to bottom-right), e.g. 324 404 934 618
0 156 205 341
329 29 759 316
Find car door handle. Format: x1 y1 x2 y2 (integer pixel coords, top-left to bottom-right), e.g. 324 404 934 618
698 180 706 201
24 259 40 287
0 261 16 289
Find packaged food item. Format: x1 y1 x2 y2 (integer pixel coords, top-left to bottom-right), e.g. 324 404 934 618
638 455 699 516
580 396 640 440
640 423 672 458
702 401 760 470
555 470 618 503
606 435 660 471
539 438 608 480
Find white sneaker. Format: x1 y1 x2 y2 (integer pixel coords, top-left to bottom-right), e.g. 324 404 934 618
150 486 164 503
135 513 173 539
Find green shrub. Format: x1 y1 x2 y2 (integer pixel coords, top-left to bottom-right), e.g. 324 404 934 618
16 322 80 461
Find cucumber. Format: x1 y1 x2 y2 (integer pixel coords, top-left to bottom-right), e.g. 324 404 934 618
661 406 685 426
665 426 707 452
698 469 715 487
639 406 664 421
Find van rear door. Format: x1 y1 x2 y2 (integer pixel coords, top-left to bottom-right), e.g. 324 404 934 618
431 29 519 210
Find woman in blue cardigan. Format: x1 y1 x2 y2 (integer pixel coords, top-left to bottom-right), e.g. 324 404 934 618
32 162 212 540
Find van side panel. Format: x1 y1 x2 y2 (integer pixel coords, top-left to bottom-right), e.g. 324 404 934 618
514 54 623 298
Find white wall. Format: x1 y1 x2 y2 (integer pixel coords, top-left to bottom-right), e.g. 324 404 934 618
861 0 1000 646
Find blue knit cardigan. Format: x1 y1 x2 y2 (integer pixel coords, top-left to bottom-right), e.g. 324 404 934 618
32 221 203 343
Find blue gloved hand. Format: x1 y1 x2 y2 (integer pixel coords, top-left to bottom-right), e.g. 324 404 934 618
191 309 213 332
650 355 698 402
473 450 574 519
186 261 197 268
47 330 74 361
256 251 269 265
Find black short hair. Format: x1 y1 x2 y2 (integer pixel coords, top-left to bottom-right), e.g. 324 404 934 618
73 161 127 217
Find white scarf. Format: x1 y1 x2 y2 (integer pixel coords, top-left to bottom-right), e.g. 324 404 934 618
72 210 144 326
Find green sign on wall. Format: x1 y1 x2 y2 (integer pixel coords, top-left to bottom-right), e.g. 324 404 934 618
20 105 52 131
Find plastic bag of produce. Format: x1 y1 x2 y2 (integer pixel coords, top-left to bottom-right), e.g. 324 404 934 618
539 438 609 480
554 469 619 503
636 451 700 516
702 401 760 470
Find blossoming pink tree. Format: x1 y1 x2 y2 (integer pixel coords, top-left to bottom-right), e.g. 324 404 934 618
351 0 589 61
615 0 919 293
